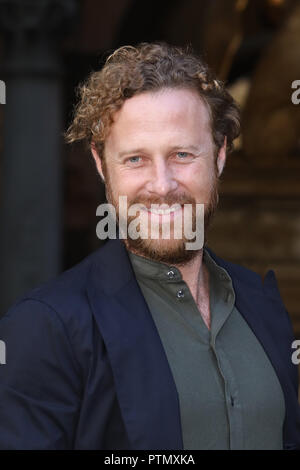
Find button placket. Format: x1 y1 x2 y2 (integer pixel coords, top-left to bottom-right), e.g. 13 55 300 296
176 289 185 299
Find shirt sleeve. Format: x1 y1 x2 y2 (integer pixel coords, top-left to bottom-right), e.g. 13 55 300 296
0 298 82 449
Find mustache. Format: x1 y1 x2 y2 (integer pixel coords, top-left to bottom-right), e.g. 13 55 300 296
126 193 196 209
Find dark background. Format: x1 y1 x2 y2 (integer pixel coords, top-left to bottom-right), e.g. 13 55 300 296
0 0 299 345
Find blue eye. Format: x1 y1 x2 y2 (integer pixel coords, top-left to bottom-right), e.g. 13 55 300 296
177 152 189 159
128 156 141 163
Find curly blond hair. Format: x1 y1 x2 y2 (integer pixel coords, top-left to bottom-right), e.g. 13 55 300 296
65 42 240 161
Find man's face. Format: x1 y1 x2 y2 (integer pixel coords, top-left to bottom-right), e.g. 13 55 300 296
92 87 226 265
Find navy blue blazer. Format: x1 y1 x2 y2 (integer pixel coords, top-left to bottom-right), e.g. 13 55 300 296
0 238 299 449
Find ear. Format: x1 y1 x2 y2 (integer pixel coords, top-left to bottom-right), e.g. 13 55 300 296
91 142 105 183
216 136 227 176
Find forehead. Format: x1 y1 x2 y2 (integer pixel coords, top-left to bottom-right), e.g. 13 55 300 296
105 87 213 149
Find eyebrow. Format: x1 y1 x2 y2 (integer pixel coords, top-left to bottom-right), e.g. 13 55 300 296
117 145 204 159
118 148 148 158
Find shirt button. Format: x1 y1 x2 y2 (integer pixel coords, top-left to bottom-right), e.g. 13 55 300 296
167 270 175 279
176 290 185 299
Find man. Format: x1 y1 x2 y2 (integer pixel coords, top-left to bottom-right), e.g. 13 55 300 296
0 42 299 450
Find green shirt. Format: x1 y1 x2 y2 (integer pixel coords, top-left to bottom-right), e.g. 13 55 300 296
128 247 285 450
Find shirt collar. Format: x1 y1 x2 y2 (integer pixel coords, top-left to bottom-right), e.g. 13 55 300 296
128 246 236 338
128 245 233 289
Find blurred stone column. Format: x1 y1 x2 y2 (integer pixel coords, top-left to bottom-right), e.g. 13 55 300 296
0 0 78 313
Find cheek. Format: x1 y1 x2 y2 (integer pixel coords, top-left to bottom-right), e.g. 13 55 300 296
109 170 144 198
179 164 214 191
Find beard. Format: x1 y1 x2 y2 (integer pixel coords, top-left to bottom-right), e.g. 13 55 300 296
104 170 219 267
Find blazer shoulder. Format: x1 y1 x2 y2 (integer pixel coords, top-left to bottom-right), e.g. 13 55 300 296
1 244 112 381
3 243 110 334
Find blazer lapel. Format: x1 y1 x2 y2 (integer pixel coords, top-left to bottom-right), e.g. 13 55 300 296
207 248 300 447
86 238 183 450
233 278 300 448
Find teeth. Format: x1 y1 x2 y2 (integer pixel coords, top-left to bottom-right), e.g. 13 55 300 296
143 206 181 215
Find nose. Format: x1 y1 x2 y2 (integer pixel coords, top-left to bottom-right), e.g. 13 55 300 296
145 157 178 196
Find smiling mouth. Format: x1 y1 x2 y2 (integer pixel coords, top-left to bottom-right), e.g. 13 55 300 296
137 205 185 224
141 206 182 215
